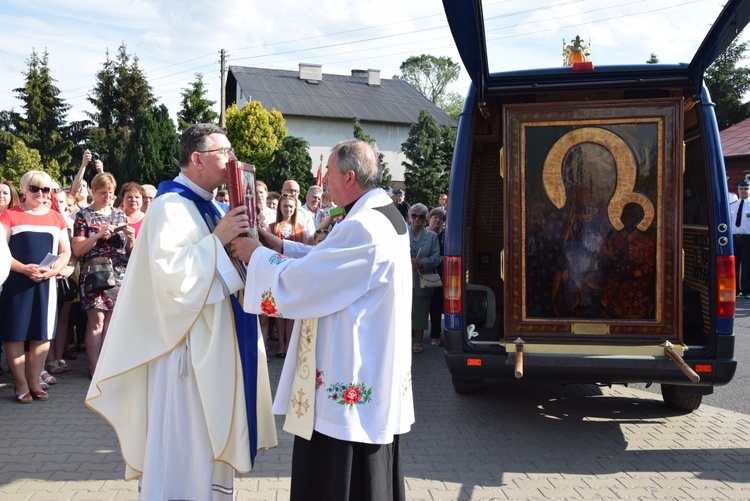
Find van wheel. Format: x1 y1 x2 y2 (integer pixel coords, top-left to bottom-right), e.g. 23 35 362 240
452 377 485 394
661 384 702 411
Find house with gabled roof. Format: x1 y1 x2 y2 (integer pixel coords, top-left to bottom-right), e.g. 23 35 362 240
226 63 457 186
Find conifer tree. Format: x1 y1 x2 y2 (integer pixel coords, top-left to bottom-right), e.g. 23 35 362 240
352 117 391 187
120 105 179 185
13 48 72 180
401 109 454 206
266 136 314 193
86 43 157 178
177 73 219 131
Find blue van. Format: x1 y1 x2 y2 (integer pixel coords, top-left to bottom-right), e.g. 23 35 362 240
441 0 749 410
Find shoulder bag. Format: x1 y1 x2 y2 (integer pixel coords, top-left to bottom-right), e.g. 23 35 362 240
81 257 116 294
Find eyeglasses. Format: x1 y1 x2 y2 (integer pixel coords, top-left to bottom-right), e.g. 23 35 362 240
281 194 296 199
28 185 51 194
410 214 425 219
198 147 234 156
315 229 330 234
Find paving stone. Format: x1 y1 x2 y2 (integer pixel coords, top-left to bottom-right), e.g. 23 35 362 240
1 338 750 499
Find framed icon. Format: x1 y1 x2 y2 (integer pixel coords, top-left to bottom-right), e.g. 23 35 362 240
503 98 683 342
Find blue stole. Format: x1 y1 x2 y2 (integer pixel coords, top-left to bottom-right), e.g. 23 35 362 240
156 181 260 464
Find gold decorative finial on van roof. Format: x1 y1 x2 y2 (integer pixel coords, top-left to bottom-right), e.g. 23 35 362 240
563 35 591 66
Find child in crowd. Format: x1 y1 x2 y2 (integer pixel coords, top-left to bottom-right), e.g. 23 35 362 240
267 191 280 211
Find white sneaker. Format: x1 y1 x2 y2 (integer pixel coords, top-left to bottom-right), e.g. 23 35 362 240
431 338 440 346
412 342 423 353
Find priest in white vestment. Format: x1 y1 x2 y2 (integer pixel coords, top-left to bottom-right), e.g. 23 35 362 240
231 140 415 501
85 124 277 500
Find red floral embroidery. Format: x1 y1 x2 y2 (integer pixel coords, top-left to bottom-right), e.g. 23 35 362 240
260 289 278 316
327 382 372 408
342 385 361 405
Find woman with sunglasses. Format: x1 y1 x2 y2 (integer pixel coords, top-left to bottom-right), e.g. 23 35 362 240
268 194 307 358
0 171 72 403
408 203 441 353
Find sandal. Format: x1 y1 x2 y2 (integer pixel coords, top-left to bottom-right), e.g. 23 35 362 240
40 370 57 385
46 360 65 375
30 390 49 401
15 389 33 404
59 359 72 372
38 377 49 390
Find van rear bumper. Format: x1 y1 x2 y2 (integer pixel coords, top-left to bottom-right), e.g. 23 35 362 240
443 331 737 387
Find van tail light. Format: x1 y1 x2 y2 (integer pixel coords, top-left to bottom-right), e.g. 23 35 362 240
717 255 735 318
443 256 462 314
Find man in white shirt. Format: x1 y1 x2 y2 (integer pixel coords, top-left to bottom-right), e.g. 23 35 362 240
301 185 325 229
730 179 750 296
231 140 414 501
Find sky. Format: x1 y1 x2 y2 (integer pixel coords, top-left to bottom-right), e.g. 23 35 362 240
0 0 739 125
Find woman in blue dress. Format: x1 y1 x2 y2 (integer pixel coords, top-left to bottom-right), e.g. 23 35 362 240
0 171 71 403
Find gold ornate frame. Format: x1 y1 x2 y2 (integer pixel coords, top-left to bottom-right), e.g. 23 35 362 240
503 99 683 343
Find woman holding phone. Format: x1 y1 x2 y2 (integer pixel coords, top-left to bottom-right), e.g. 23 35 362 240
72 172 132 376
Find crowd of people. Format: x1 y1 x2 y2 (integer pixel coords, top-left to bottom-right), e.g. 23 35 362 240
1 125 449 500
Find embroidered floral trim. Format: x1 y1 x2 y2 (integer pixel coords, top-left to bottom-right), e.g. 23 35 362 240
302 322 314 345
402 371 412 396
327 382 372 408
260 289 280 317
316 370 324 390
268 253 288 265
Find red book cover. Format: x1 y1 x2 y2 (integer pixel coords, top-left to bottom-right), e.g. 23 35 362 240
226 159 258 238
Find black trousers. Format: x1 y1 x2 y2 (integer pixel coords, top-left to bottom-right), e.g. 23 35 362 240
290 431 405 501
429 286 444 339
735 234 750 294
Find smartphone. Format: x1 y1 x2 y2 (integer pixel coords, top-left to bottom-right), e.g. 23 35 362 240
112 223 128 232
329 207 346 218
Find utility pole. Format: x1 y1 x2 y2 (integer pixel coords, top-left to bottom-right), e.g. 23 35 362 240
220 49 227 127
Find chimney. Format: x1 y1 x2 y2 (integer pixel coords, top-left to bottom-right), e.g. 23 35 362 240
299 63 322 84
367 69 380 87
351 69 367 78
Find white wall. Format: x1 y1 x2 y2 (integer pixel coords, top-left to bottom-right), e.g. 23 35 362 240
283 116 410 183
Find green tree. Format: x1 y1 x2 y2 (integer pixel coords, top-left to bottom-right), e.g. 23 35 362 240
401 109 455 206
705 39 750 130
13 48 73 177
352 117 392 187
86 43 158 178
87 43 156 133
0 140 43 186
441 91 464 121
394 55 461 107
646 53 659 64
266 136 313 192
84 127 130 182
177 73 219 131
0 110 20 164
120 105 179 185
87 49 118 133
225 101 286 180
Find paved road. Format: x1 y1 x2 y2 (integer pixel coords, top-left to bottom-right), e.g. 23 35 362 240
633 299 750 414
1 336 749 500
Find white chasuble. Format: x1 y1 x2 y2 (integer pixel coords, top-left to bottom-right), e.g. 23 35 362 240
244 188 415 445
